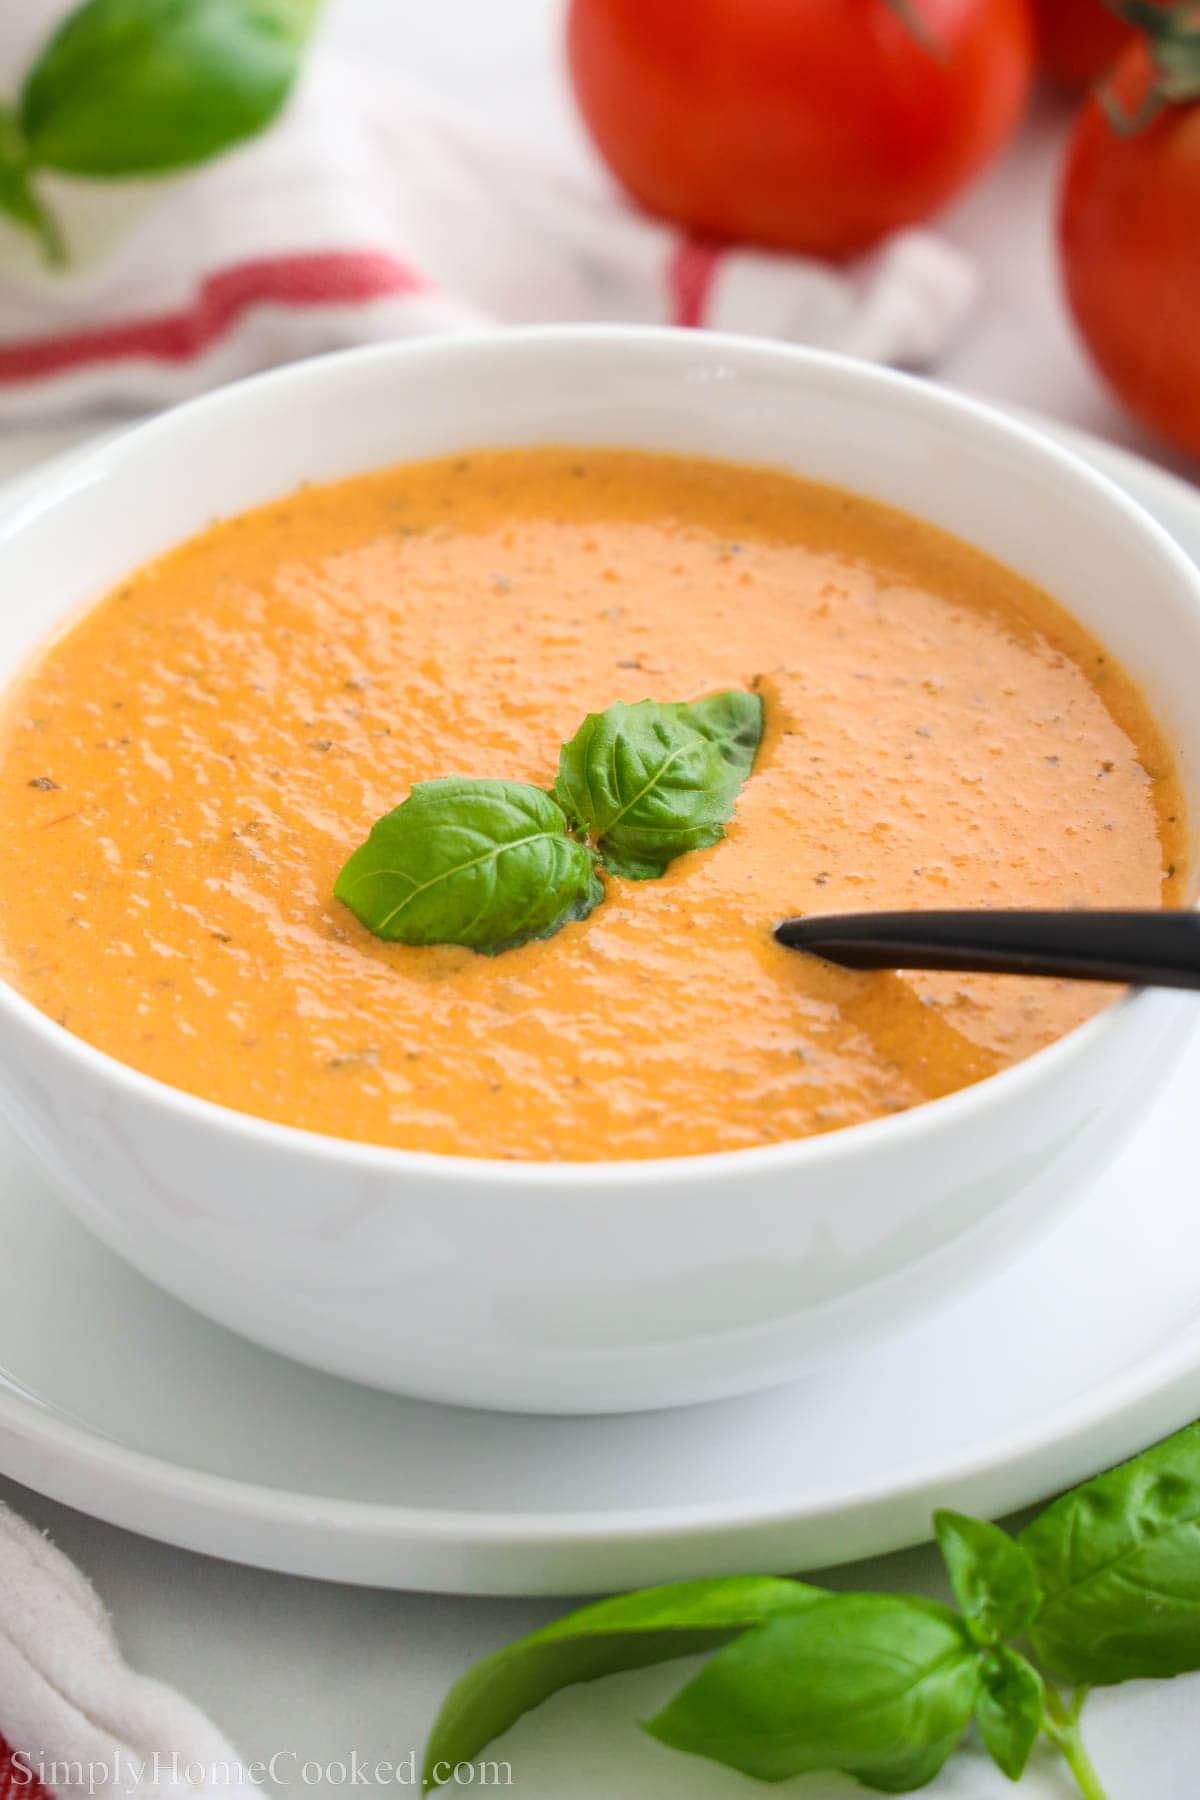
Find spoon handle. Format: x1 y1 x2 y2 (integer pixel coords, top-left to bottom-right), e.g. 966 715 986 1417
774 909 1200 990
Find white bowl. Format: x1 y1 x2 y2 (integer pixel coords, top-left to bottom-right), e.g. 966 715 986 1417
0 328 1197 1416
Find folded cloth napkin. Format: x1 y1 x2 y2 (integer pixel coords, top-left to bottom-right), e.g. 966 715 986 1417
0 40 979 421
0 1505 254 1800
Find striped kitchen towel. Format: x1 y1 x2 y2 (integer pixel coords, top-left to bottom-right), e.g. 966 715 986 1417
0 1504 254 1800
0 42 979 420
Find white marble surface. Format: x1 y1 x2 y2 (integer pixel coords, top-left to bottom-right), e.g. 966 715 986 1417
1 0 1198 1794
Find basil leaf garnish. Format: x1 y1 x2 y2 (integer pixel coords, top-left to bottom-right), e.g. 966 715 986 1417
0 105 61 264
975 1646 1044 1782
687 686 766 779
554 689 763 880
20 0 320 177
1020 1419 1200 1685
421 1578 830 1791
336 689 762 953
646 1594 979 1791
934 1509 1042 1646
334 778 602 956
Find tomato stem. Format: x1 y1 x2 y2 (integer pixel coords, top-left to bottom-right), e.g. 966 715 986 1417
883 0 948 59
1098 0 1200 130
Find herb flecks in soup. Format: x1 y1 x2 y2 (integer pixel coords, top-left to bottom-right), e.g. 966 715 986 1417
0 449 1184 1160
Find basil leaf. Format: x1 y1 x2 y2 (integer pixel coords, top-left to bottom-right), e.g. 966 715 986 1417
0 107 37 228
975 1647 1043 1782
1021 1419 1200 1685
0 161 36 234
933 1509 1041 1646
334 778 602 955
646 1593 979 1790
20 0 320 177
687 687 765 784
422 1577 830 1791
554 690 763 880
0 175 60 273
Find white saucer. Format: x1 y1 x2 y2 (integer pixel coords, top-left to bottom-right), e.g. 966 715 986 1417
1 419 1199 1597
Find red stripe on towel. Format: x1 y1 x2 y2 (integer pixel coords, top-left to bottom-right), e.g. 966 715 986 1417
0 1733 53 1800
666 239 724 328
0 250 428 384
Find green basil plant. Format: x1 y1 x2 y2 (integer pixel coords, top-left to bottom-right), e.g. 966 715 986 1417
0 0 322 266
423 1420 1200 1799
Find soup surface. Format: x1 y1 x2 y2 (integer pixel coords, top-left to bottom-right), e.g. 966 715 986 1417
0 449 1185 1160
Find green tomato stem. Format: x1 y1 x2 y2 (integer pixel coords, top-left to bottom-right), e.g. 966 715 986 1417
1043 1685 1111 1800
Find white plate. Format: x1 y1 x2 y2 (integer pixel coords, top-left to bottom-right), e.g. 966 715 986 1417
1 417 1199 1596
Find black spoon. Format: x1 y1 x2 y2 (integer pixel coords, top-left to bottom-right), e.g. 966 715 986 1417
774 908 1200 991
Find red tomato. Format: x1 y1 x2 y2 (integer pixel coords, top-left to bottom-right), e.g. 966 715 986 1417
567 0 1035 259
1060 35 1200 458
1034 0 1136 87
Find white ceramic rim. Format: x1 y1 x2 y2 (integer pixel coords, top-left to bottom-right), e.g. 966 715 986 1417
0 409 1198 1583
0 325 1196 1193
3 1195 1200 1556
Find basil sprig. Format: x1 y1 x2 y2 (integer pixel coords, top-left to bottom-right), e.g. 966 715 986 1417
423 1418 1200 1797
332 779 602 956
335 691 762 955
0 0 321 265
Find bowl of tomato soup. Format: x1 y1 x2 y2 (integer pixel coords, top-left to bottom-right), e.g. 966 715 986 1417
0 329 1195 1413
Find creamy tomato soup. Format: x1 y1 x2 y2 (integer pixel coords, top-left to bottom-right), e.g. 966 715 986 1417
0 449 1185 1160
